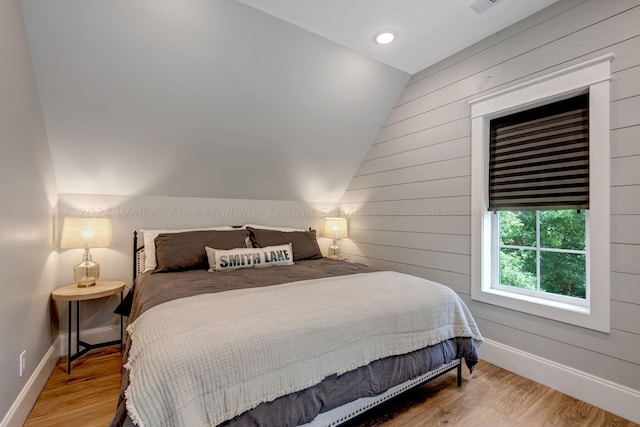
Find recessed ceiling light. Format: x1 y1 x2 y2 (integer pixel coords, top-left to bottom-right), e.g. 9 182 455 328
374 30 396 45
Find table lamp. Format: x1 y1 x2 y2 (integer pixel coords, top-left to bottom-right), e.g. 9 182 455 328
324 217 348 260
60 217 112 287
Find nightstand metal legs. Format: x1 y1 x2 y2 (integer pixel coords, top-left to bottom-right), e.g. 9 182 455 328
65 292 124 374
120 292 123 352
67 301 72 374
76 300 80 355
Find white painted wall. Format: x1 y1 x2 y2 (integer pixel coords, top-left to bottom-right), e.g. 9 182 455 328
54 193 339 334
340 0 640 418
21 0 409 203
0 0 58 423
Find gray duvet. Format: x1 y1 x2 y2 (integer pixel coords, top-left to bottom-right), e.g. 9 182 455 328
110 259 478 427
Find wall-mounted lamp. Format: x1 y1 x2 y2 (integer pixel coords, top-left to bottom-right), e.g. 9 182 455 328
324 217 348 260
60 217 112 287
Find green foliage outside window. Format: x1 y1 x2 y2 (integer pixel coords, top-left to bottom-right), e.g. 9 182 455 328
498 210 587 299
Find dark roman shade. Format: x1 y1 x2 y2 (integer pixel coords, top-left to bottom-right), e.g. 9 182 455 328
489 93 589 211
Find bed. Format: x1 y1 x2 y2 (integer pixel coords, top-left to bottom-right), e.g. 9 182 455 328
110 226 482 427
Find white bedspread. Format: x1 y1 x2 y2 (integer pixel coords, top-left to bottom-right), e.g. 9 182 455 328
125 271 482 427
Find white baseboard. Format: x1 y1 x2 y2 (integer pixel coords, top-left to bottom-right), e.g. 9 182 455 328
480 338 640 424
58 324 122 356
0 338 60 427
1 325 122 427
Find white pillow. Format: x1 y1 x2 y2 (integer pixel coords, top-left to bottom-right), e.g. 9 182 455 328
141 226 234 272
241 224 305 232
206 244 294 272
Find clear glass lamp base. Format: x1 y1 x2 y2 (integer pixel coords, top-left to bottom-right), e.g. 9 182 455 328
74 249 100 287
328 242 341 260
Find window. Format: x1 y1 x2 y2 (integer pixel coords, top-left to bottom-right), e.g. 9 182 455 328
491 94 589 305
495 210 587 304
469 55 612 332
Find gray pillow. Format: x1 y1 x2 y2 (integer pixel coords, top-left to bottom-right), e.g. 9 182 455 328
154 229 249 273
247 227 322 261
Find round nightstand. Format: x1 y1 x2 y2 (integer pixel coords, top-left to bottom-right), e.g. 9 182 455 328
52 280 125 374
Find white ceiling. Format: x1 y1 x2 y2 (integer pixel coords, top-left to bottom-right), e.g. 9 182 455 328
237 0 559 74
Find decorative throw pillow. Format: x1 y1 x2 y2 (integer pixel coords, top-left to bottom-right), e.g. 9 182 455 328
206 244 294 271
153 229 249 273
247 227 322 261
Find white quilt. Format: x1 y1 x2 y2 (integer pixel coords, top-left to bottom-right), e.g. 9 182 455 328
125 271 482 427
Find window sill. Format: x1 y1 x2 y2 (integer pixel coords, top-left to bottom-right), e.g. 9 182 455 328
472 285 609 333
485 286 589 314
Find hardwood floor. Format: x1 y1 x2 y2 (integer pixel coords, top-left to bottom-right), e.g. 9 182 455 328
24 348 122 427
25 347 637 427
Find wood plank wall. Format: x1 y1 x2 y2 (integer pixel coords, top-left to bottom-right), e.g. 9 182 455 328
339 0 640 391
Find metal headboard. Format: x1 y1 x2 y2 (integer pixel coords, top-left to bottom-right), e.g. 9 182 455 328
133 230 145 281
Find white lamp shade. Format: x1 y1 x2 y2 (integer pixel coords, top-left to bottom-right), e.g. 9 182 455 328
60 217 112 249
323 217 348 240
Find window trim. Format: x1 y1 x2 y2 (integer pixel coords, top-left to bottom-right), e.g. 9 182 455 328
469 54 612 333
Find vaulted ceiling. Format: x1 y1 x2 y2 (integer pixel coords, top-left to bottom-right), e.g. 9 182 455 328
21 0 557 202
